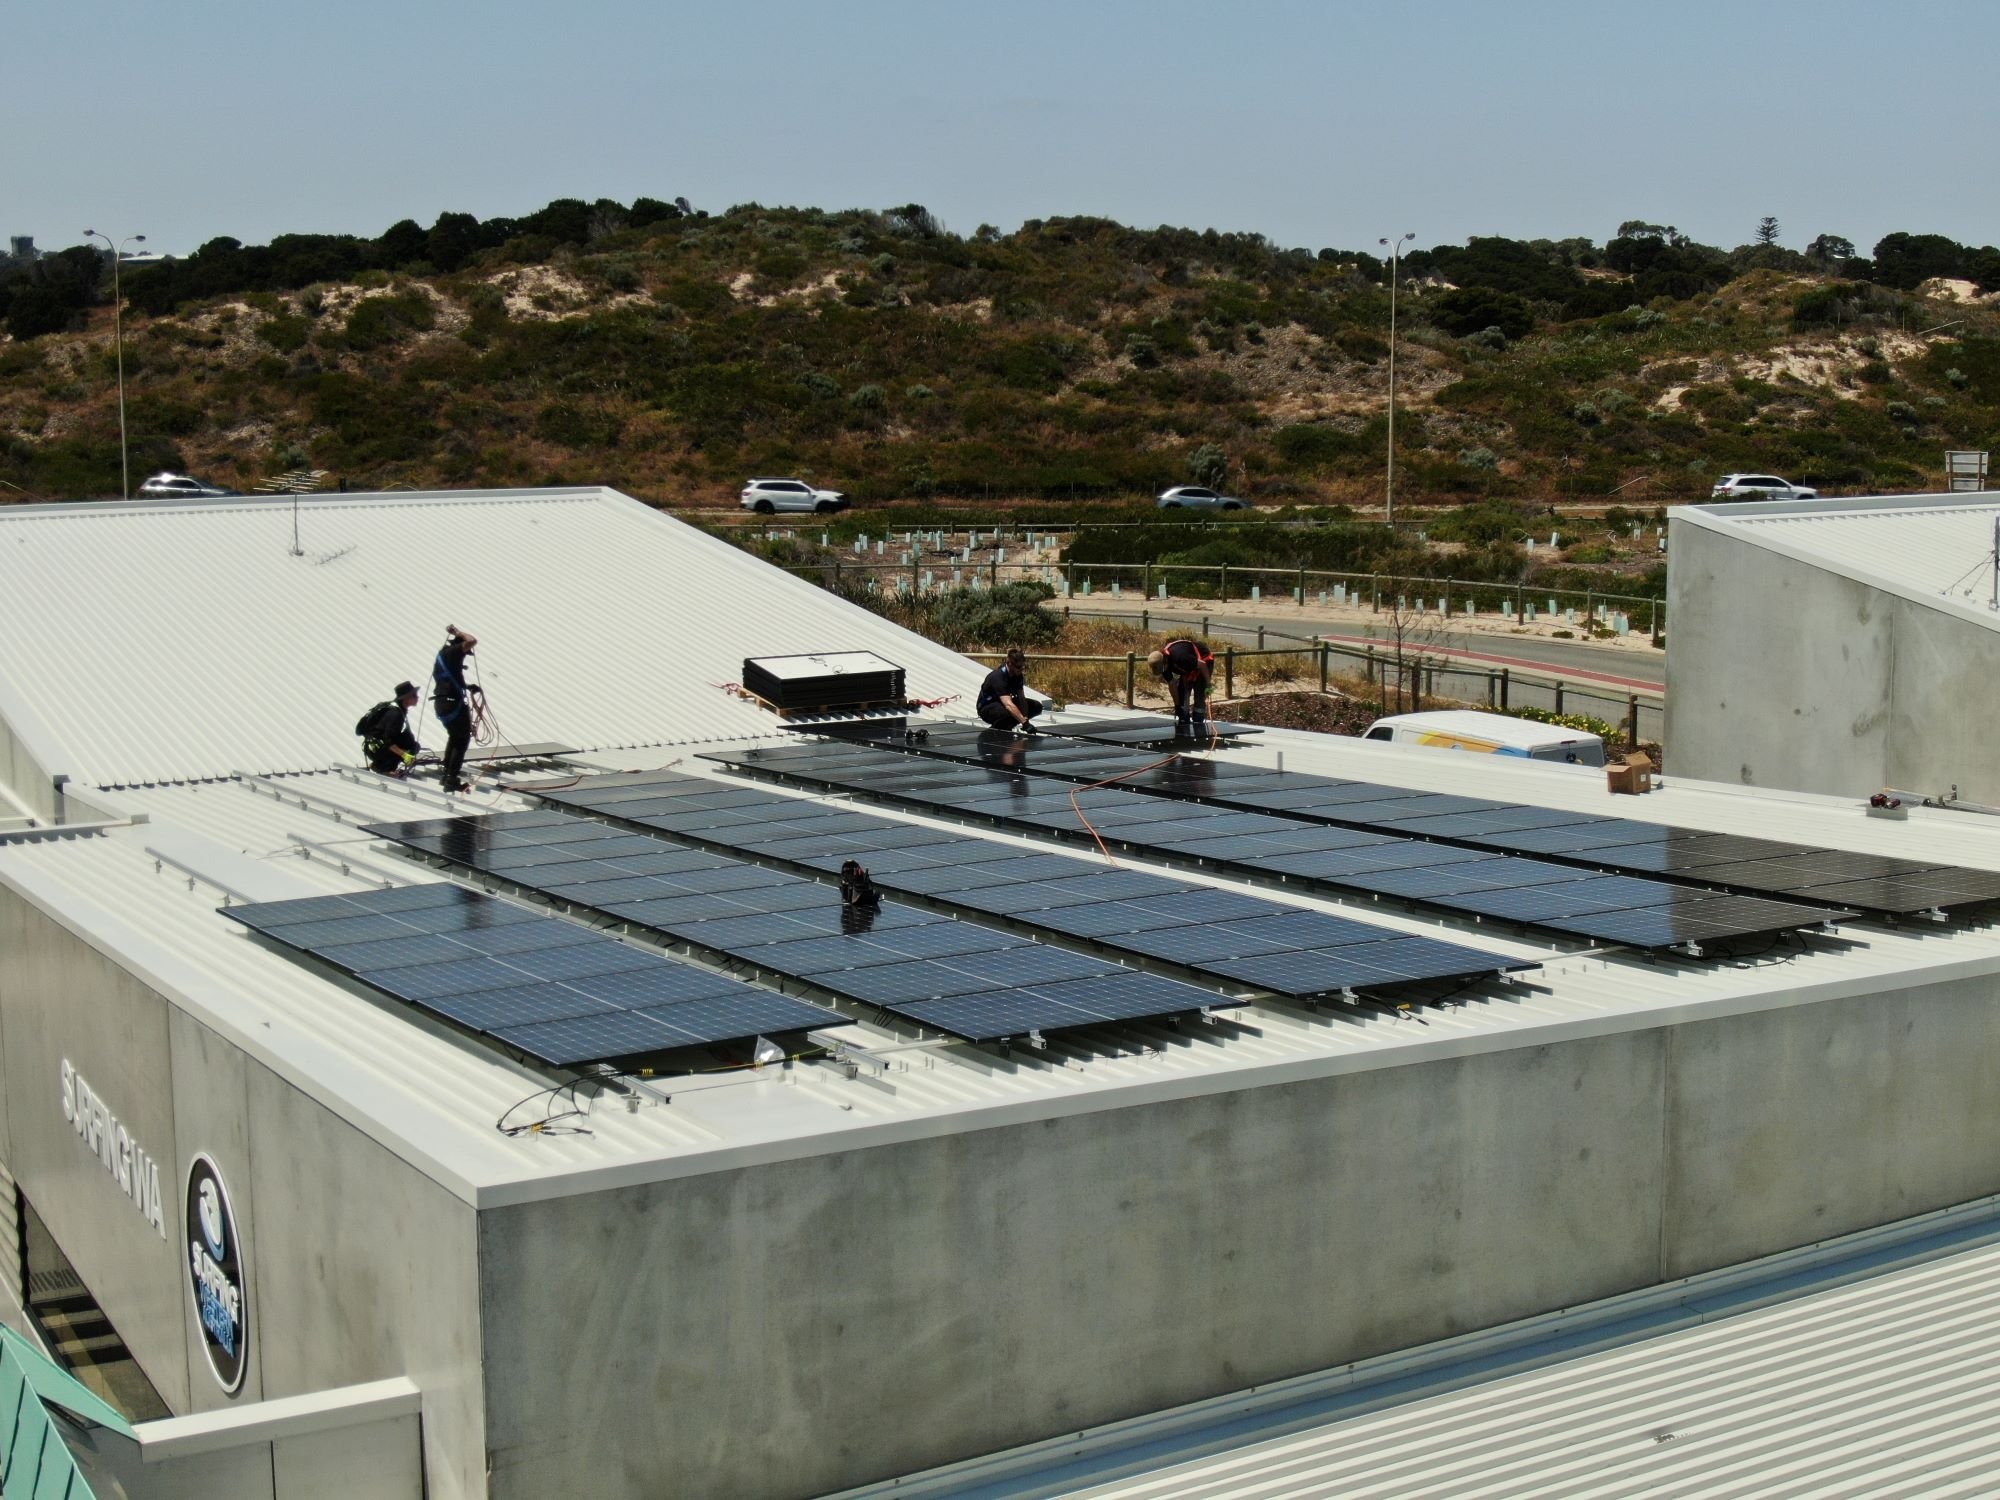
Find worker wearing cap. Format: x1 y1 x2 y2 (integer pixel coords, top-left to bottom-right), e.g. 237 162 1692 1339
433 625 482 792
1148 639 1214 737
358 682 422 776
976 646 1043 734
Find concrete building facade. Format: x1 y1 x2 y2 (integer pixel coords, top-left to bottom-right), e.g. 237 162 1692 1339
1668 491 2000 804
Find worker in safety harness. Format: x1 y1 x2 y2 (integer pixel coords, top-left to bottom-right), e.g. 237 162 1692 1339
432 624 482 793
976 646 1043 733
1147 639 1214 738
356 681 422 776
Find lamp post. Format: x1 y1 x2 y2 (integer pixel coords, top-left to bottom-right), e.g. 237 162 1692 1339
82 230 145 499
1378 232 1414 528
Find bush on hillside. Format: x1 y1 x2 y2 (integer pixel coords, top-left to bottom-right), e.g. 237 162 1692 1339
1433 287 1535 341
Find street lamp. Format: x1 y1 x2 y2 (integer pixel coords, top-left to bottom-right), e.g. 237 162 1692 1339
1378 232 1414 528
82 230 145 500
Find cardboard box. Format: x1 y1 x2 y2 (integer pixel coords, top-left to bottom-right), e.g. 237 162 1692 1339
1607 753 1655 795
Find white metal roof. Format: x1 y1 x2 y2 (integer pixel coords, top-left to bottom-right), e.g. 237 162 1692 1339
0 487 979 790
1064 1228 2000 1497
1674 490 2000 629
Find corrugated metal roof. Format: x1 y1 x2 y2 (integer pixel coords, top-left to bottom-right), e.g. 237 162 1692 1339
0 487 979 789
1051 1213 2000 1498
1675 490 2000 627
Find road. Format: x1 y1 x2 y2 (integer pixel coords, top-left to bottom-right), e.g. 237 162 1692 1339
1057 598 1667 738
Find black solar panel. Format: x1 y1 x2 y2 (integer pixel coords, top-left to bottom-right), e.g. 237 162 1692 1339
361 817 1246 1044
699 744 1854 949
221 885 838 1067
530 771 1533 1003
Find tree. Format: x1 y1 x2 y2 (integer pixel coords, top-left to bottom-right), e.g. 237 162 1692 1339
1871 232 1966 289
1187 443 1229 488
1616 220 1675 242
425 212 483 273
1805 233 1856 265
1432 286 1535 341
1755 216 1781 246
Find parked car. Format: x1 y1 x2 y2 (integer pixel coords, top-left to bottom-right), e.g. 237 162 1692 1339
1156 485 1247 512
1709 473 1818 502
739 477 849 514
1362 710 1606 768
137 472 233 499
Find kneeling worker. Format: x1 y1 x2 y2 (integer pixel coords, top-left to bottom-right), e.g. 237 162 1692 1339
356 682 422 776
1147 638 1215 737
977 646 1044 734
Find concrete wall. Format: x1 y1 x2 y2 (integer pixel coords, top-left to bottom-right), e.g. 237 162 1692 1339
1667 517 2000 801
0 888 489 1498
472 966 2000 1500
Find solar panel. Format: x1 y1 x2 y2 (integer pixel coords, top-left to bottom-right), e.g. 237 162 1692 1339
699 744 1853 950
530 771 1533 1002
221 885 838 1066
362 815 1251 1043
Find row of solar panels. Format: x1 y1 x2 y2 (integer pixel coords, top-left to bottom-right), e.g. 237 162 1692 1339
861 724 2000 918
532 769 1532 1000
221 884 840 1067
705 740 1853 950
357 809 1245 1047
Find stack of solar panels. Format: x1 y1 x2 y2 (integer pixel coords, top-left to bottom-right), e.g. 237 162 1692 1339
533 770 1533 1001
742 652 905 712
359 812 1240 1044
220 884 839 1067
704 740 1854 951
847 726 2000 921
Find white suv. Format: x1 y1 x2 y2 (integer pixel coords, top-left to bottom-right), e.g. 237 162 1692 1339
740 477 849 514
1710 473 1818 502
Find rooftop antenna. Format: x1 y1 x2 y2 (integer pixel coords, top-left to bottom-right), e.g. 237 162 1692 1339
255 468 331 556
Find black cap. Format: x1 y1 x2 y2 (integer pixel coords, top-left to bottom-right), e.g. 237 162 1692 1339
395 681 417 698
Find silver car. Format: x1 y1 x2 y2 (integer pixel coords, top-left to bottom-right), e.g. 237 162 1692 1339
1710 473 1818 502
740 477 849 515
1156 485 1247 512
137 472 233 499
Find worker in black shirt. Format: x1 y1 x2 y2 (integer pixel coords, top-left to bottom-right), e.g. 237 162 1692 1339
1147 639 1215 737
432 624 482 792
976 646 1043 733
356 682 422 776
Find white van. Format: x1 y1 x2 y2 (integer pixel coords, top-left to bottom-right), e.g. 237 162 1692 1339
1361 709 1606 767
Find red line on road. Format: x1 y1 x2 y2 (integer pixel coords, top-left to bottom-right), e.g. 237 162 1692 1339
1310 633 1663 692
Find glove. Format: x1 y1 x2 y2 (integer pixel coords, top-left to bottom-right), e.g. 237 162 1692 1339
1020 720 1039 735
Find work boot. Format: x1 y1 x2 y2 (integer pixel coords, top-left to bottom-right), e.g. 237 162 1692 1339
1190 717 1208 738
1174 717 1192 739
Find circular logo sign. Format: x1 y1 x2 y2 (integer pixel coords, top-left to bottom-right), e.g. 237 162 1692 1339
185 1154 248 1394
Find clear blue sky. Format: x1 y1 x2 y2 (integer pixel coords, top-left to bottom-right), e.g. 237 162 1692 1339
13 0 1997 259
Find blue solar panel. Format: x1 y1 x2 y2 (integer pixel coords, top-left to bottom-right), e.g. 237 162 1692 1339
222 884 839 1067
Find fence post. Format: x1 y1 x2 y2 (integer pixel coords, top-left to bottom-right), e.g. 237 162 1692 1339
1500 668 1510 709
1066 559 1076 596
1142 608 1150 633
1486 671 1495 707
1370 574 1380 613
1126 652 1137 709
1201 614 1210 639
1515 581 1525 618
1365 645 1376 685
1297 564 1306 605
1652 598 1664 647
1554 681 1565 717
1256 626 1266 651
1224 648 1235 698
835 560 843 589
911 556 919 594
1144 562 1152 599
1220 564 1229 602
1584 588 1593 625
1626 695 1640 749
991 556 999 588
1319 641 1329 695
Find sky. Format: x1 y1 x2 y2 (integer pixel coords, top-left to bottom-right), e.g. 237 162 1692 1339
11 0 1999 261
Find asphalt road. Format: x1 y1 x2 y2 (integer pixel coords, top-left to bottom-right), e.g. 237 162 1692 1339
1057 599 1668 739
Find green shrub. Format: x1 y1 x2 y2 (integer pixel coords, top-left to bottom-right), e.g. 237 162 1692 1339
533 400 624 448
257 314 311 352
899 581 1060 650
342 291 435 350
1458 446 1499 470
1433 287 1535 340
